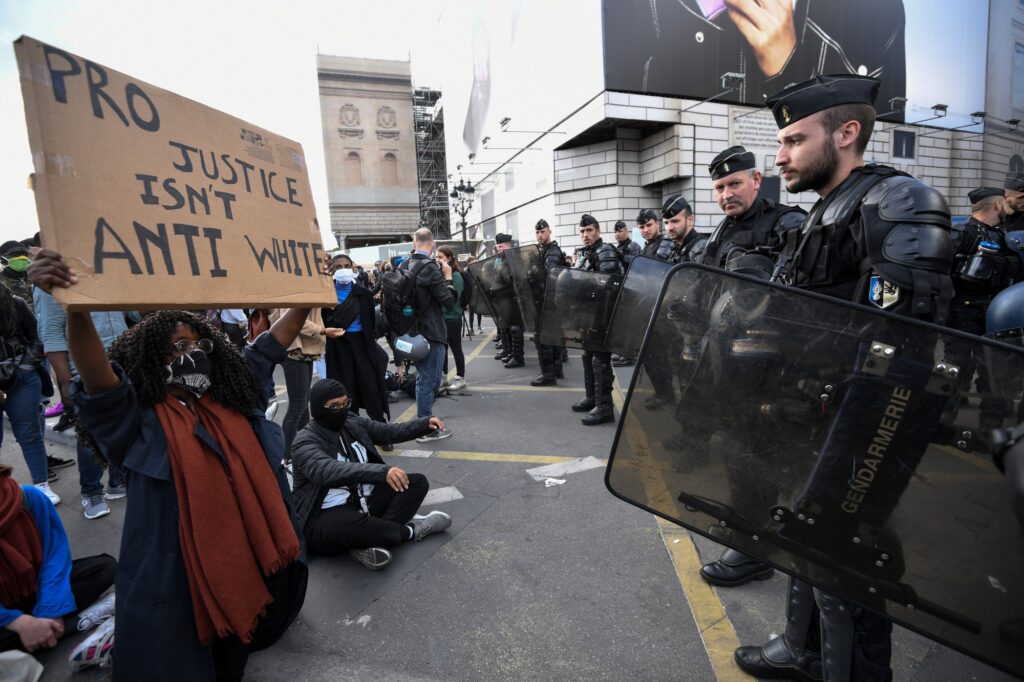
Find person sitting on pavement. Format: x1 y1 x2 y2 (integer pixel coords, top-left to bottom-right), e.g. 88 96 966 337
29 249 310 682
290 379 452 571
0 464 116 662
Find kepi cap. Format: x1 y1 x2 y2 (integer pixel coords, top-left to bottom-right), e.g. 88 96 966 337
495 233 513 244
535 218 550 230
968 187 1004 204
766 74 879 129
579 214 599 228
661 194 690 220
1005 174 1024 193
709 146 757 180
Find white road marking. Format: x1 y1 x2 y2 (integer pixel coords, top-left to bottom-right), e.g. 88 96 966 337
395 449 434 458
525 456 605 481
422 486 463 505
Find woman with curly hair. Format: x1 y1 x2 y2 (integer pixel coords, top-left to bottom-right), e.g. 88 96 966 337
29 249 310 682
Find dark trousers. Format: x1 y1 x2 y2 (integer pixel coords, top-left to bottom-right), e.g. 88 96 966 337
281 357 312 460
443 318 465 377
0 553 117 652
535 337 562 378
582 350 614 410
211 561 308 681
327 333 386 422
305 473 429 554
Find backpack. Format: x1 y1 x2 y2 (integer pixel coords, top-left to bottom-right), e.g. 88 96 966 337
459 270 474 308
381 259 427 336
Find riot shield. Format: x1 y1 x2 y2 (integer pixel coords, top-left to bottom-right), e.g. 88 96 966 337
605 263 1024 678
466 254 522 329
605 256 674 358
504 245 546 334
537 267 623 352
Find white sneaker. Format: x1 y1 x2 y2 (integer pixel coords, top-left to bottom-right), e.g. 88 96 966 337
35 482 61 506
77 592 116 632
448 376 466 392
69 617 114 671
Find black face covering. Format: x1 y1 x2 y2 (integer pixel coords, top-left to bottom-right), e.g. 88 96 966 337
165 350 212 398
309 378 350 432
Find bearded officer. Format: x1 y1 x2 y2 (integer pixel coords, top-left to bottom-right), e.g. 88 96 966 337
570 214 622 425
1001 173 1024 233
659 194 704 263
735 75 954 682
696 146 806 589
532 219 567 386
638 208 665 258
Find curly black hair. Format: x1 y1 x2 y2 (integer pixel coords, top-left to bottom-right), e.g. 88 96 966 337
107 311 264 414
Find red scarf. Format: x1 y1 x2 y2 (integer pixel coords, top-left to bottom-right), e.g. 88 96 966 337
154 395 300 645
0 471 43 607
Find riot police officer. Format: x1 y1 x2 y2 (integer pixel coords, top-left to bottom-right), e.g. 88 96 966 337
735 75 955 682
701 145 806 270
571 214 622 425
1001 173 1024 233
697 146 806 589
613 220 641 269
638 208 664 258
532 219 567 386
492 233 526 368
659 195 704 263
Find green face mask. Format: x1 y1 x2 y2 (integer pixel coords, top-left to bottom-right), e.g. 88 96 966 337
4 256 30 273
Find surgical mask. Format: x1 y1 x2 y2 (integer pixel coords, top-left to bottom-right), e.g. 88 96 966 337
165 350 212 398
333 268 355 285
2 256 30 273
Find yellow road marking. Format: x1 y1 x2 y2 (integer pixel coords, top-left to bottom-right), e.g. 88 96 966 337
470 384 585 393
436 450 587 464
937 444 1000 472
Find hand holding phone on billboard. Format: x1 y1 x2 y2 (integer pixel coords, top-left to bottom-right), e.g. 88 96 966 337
723 0 797 77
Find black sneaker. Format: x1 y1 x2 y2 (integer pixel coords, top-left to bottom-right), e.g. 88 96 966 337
571 399 595 413
52 414 75 433
47 455 75 470
47 469 59 483
531 375 556 387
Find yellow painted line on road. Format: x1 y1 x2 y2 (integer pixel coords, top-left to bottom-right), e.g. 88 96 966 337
435 450 586 465
937 444 1000 472
470 384 585 393
658 519 748 682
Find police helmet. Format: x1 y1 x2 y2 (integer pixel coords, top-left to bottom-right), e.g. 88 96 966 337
394 333 430 361
986 282 1024 346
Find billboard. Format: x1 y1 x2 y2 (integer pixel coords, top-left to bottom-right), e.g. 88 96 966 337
602 0 989 130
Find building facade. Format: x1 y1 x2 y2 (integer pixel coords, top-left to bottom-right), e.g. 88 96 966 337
318 55 420 249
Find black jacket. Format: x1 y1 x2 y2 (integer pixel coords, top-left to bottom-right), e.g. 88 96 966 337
291 416 432 532
615 239 642 268
702 198 806 269
323 283 390 419
641 233 665 259
576 239 623 275
404 253 455 344
540 241 566 270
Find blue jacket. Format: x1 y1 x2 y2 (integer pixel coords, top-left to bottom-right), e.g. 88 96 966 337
0 485 76 627
71 332 307 681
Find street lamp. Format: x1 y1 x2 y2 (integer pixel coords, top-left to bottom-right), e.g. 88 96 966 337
449 176 476 250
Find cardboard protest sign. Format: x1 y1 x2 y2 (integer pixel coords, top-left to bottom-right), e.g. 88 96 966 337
15 36 336 310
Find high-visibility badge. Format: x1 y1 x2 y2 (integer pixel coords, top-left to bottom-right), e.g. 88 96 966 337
869 275 900 309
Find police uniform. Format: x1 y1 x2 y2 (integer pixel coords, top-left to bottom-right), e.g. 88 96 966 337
532 219 567 386
658 195 706 264
613 220 642 270
736 75 955 682
570 214 622 426
697 147 806 589
700 146 806 270
492 233 526 368
638 209 665 258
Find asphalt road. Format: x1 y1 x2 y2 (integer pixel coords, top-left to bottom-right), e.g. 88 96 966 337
1 321 1015 681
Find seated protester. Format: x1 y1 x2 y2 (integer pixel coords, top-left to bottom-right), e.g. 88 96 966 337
0 464 116 658
291 379 452 570
28 249 310 682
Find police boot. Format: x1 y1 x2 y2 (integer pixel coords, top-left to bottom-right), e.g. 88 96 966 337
734 578 823 682
504 328 525 367
700 548 774 587
531 373 557 387
581 406 614 426
571 398 595 413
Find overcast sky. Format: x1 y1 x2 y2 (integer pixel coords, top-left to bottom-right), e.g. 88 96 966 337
0 0 450 245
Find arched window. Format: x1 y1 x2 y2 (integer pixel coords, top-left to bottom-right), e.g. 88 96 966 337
343 151 363 186
1010 154 1024 176
381 152 398 186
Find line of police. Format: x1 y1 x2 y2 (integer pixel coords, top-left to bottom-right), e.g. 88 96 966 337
478 74 1024 681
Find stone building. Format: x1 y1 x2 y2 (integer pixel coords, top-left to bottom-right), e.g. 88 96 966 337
317 55 420 249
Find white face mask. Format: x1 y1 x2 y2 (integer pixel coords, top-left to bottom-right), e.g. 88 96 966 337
333 268 355 284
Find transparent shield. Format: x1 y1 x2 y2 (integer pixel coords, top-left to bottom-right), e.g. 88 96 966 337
537 266 623 352
466 254 523 329
606 264 1024 678
504 245 545 334
605 256 674 358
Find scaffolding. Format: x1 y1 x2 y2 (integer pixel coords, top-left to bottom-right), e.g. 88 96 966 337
413 86 451 238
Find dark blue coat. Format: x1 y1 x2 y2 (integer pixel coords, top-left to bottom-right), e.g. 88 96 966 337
72 332 307 681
